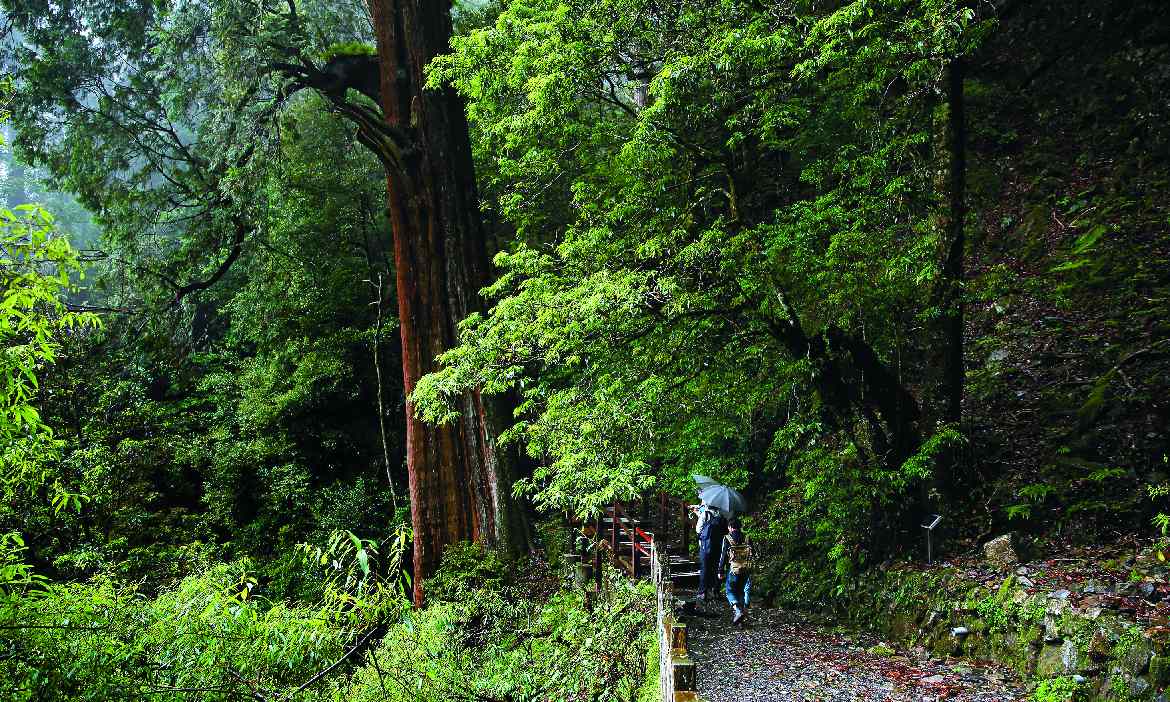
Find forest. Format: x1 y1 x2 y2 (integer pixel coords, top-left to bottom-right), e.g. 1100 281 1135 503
1 0 1168 700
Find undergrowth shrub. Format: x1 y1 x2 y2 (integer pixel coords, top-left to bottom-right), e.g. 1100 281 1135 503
345 545 656 702
2 543 657 702
0 562 352 701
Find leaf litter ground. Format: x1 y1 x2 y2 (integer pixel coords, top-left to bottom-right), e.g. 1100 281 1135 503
687 603 1027 701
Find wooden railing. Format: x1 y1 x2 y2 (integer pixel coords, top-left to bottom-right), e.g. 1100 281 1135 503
609 500 653 577
650 492 693 556
571 493 699 579
650 539 699 702
564 494 704 701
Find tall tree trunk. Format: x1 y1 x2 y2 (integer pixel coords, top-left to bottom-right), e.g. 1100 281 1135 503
363 0 527 604
941 58 966 427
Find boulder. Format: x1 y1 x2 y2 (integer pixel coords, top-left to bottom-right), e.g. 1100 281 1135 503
1122 637 1154 676
984 534 1019 572
1043 615 1062 643
1060 638 1079 673
1087 630 1112 660
1151 654 1170 687
1139 581 1159 601
1037 643 1066 676
1129 676 1152 698
1047 596 1069 617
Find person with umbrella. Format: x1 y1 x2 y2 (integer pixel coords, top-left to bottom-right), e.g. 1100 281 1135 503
689 500 725 601
689 477 746 601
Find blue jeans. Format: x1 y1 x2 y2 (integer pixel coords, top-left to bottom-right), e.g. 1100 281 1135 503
725 571 751 609
697 539 714 593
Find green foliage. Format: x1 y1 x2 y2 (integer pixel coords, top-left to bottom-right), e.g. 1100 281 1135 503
0 204 97 504
901 426 967 483
635 631 660 702
1149 456 1170 557
0 563 356 701
425 541 511 604
347 548 655 702
319 41 377 62
415 0 986 573
0 532 43 594
1 525 413 700
3 94 401 590
1033 675 1085 702
1112 626 1144 661
1 539 653 701
297 525 413 627
165 544 666 702
1007 482 1056 522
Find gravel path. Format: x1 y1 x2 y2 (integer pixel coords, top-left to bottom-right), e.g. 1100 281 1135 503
686 602 1028 702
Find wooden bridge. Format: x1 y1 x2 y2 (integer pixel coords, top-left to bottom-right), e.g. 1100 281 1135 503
577 495 701 588
569 495 704 702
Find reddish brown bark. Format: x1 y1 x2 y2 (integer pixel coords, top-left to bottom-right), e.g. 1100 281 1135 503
364 0 527 604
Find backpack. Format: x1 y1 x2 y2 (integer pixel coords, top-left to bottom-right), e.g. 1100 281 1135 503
725 534 753 575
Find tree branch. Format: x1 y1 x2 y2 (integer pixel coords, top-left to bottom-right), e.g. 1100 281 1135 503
169 216 248 306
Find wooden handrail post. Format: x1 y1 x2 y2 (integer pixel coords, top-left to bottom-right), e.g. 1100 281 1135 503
631 535 638 577
611 499 619 556
649 525 702 702
594 513 602 590
659 492 667 545
672 657 696 693
565 510 574 557
681 502 690 555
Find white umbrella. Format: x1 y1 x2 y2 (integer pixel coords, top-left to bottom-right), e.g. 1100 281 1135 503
698 484 747 515
691 474 720 490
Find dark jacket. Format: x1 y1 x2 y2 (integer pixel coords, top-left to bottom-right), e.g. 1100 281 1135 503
698 509 727 545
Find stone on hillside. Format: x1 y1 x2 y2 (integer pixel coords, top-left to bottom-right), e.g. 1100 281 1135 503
1152 655 1170 687
1047 597 1069 617
1123 637 1154 676
1139 581 1159 601
1088 630 1111 660
1129 676 1152 698
1043 615 1062 643
1037 643 1065 676
984 534 1019 571
1061 639 1079 673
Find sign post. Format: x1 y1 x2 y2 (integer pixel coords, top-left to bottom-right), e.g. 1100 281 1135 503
922 514 942 564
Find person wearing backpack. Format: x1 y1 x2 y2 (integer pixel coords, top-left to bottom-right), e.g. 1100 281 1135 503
718 516 752 624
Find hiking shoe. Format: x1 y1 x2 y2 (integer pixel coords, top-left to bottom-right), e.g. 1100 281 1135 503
732 606 744 624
